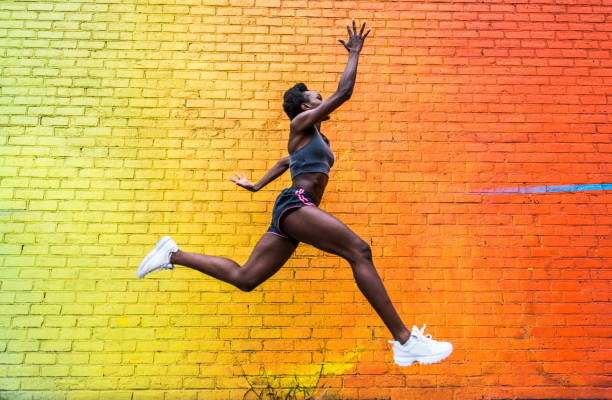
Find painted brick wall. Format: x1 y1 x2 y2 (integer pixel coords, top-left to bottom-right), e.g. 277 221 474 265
1 0 611 399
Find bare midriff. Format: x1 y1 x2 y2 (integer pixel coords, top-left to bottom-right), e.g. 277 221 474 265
291 172 328 206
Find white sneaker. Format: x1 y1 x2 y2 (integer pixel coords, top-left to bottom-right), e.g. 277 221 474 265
388 324 453 366
136 236 180 279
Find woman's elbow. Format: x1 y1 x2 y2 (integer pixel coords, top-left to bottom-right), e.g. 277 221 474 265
279 156 290 168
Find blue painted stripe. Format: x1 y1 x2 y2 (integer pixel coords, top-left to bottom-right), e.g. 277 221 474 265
472 184 612 195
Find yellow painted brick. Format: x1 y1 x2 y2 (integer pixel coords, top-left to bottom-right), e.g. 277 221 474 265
76 377 118 390
229 339 262 351
18 377 55 390
82 245 113 256
61 304 93 315
24 352 55 364
183 327 218 340
90 353 122 364
131 293 168 307
169 316 202 327
56 352 88 365
219 328 249 339
0 378 20 390
158 281 189 292
58 327 91 339
76 316 108 327
99 392 133 400
117 376 150 390
2 280 33 291
67 392 104 400
12 316 43 328
110 316 140 328
167 364 199 376
182 377 215 389
0 244 24 256
41 116 69 126
71 116 99 126
27 327 59 340
167 340 200 352
0 351 24 365
7 365 39 377
64 279 95 292
154 328 187 339
231 316 264 327
0 292 15 305
49 245 81 255
215 375 246 389
122 304 155 315
135 341 166 352
70 365 103 377
102 365 134 378
39 340 71 352
152 352 186 364
44 316 76 327
40 365 70 377
149 376 184 390
122 329 155 341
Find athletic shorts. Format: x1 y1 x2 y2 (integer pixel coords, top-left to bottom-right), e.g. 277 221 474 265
266 187 317 245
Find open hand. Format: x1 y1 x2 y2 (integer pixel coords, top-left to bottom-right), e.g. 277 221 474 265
338 19 371 53
229 173 256 192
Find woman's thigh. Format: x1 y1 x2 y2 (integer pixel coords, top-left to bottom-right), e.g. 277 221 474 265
238 233 298 289
281 206 369 262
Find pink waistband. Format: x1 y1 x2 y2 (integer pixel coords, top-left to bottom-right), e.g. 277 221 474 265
295 188 315 206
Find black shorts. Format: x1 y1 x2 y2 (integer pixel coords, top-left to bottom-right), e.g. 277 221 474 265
266 187 317 245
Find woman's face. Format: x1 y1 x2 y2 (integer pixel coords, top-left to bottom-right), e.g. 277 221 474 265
303 91 323 108
302 91 330 120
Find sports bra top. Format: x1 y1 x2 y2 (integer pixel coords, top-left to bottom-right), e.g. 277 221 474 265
289 126 335 179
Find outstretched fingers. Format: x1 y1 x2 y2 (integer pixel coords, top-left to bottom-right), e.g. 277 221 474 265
347 20 370 39
338 38 348 51
229 172 246 183
338 19 371 52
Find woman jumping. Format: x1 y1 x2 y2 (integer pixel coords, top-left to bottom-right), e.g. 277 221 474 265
137 20 452 367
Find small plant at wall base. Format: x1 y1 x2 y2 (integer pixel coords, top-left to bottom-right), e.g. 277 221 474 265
238 361 339 400
236 361 392 400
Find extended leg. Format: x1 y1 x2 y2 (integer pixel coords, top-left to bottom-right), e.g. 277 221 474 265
170 234 297 292
282 206 411 344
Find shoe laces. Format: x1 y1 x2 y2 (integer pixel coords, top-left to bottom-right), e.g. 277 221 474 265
388 324 433 346
413 324 433 342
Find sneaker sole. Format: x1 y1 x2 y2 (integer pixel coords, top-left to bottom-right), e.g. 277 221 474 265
137 236 173 278
394 348 453 366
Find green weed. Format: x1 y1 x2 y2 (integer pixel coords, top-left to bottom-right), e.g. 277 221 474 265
237 360 339 400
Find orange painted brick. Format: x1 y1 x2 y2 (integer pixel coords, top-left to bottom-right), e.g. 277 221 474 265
3 1 611 397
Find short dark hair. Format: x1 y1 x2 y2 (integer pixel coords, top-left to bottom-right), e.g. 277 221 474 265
283 83 309 120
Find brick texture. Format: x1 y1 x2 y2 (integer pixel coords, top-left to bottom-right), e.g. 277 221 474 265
1 0 611 399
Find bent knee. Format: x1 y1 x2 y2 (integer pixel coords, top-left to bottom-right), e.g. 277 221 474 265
238 283 256 292
232 270 258 292
346 239 372 265
237 275 259 292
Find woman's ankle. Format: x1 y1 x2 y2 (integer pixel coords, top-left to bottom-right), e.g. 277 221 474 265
169 250 182 264
395 330 411 345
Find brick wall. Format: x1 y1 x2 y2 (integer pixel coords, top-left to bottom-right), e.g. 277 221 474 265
1 0 611 398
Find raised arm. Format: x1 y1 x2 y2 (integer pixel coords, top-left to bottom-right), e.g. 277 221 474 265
229 156 290 192
290 20 371 132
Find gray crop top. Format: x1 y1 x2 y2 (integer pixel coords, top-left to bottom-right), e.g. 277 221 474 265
289 126 335 179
